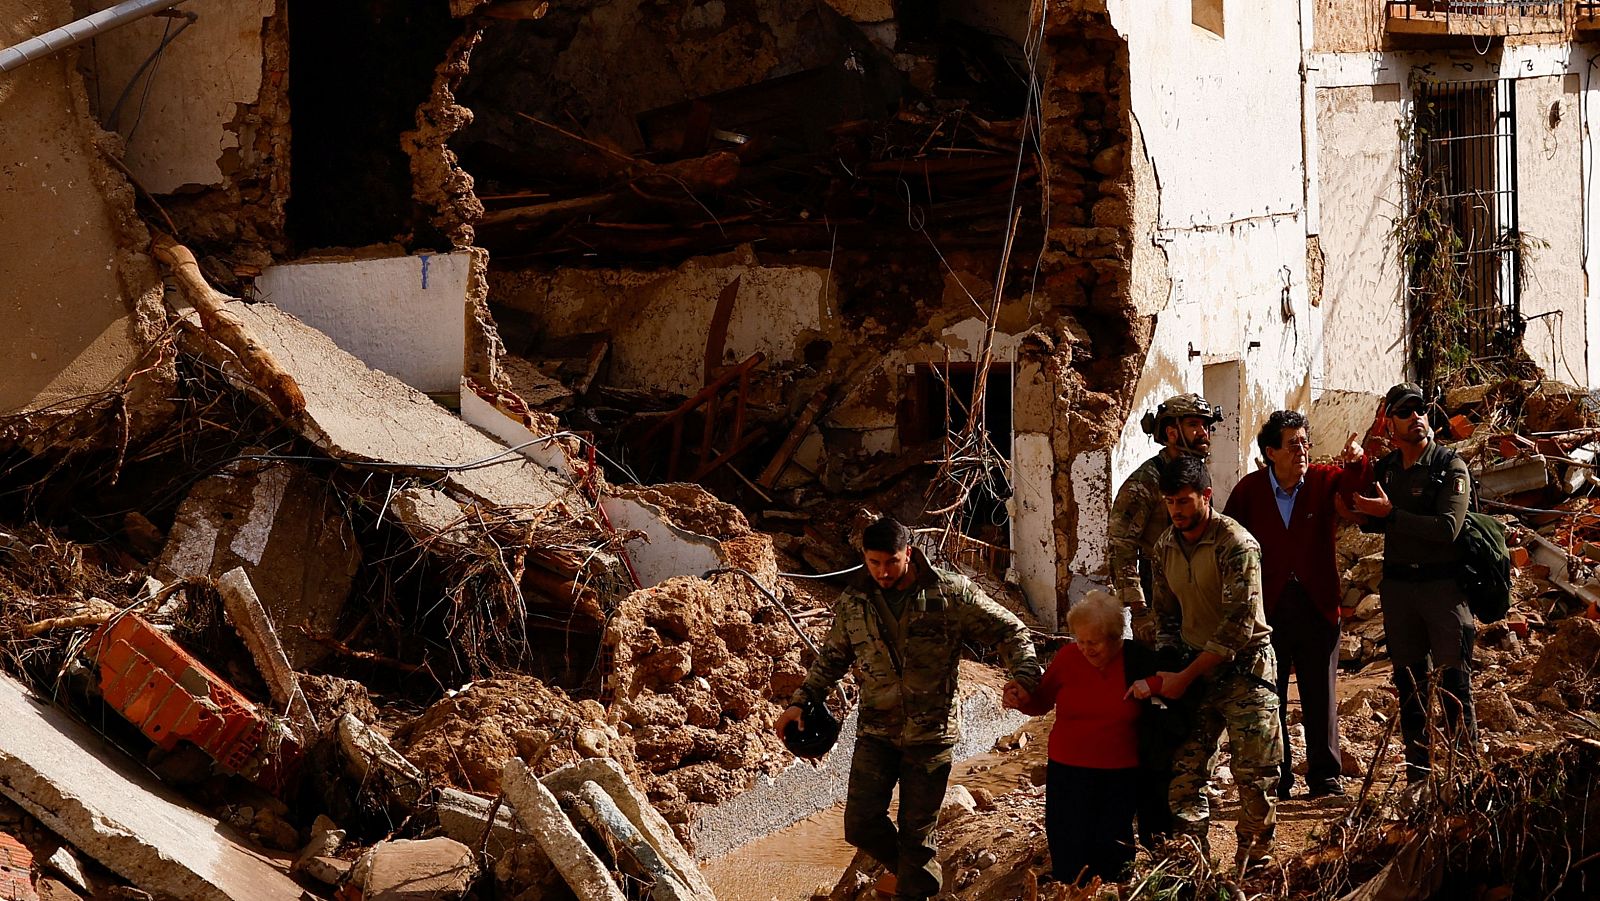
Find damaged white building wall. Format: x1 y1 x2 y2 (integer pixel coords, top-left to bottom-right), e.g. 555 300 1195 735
85 0 276 194
1097 0 1317 523
1310 35 1594 395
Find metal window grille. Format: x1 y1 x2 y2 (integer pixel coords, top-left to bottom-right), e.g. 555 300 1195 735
1412 78 1520 367
1387 1 1564 18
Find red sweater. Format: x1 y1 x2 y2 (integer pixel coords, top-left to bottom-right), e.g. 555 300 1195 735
1017 644 1139 769
1223 461 1367 625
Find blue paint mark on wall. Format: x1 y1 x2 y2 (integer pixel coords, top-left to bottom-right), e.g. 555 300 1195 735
420 254 432 289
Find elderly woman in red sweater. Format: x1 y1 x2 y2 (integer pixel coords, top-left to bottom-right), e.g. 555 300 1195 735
1004 589 1173 884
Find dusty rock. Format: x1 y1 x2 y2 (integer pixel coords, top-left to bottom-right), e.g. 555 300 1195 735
292 815 344 875
1530 618 1600 690
1476 690 1522 733
337 714 431 810
303 857 352 887
939 785 978 826
351 837 479 901
434 787 519 858
395 677 623 795
969 787 997 811
156 463 359 669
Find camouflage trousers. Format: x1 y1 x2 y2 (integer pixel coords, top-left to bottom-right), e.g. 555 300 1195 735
843 736 954 900
1169 648 1281 847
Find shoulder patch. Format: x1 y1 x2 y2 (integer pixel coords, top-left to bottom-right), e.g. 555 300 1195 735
1453 474 1468 494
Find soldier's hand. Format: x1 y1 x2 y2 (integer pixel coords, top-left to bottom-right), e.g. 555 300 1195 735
1001 680 1029 710
775 704 805 740
1153 670 1190 699
1351 481 1393 518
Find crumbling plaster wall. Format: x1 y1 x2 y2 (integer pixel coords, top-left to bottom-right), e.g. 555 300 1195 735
86 0 289 261
1311 47 1593 395
0 2 171 439
1090 0 1316 547
1516 72 1587 387
1314 81 1407 395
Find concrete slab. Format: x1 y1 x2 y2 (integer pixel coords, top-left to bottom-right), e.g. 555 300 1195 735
1309 389 1382 456
255 254 471 397
0 675 303 901
209 300 580 512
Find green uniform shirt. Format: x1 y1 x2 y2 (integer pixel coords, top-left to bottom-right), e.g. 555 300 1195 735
1151 511 1272 661
1373 441 1469 566
1108 453 1170 605
792 548 1041 747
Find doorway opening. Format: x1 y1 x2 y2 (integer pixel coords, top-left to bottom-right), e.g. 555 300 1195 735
1203 360 1243 509
903 362 1014 569
285 0 456 251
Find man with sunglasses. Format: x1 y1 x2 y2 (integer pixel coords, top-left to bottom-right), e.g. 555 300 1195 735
1346 383 1477 783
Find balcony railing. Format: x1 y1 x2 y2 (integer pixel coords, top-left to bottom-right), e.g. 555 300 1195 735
1386 1 1566 38
1578 1 1600 28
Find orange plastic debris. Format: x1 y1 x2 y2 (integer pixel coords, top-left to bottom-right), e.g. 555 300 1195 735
1448 415 1476 440
87 614 297 791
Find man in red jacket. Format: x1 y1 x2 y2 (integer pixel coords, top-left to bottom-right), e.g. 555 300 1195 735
1223 411 1365 799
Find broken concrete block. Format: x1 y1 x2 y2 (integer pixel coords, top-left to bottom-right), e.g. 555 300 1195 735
500 759 627 901
293 814 344 876
351 837 478 901
337 714 431 810
217 567 317 735
435 788 520 858
388 487 475 550
0 674 303 900
1478 455 1550 500
157 462 359 669
303 856 352 887
44 846 86 894
570 781 698 901
195 301 581 513
541 757 714 899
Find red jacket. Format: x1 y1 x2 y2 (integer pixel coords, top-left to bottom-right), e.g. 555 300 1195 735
1223 462 1365 625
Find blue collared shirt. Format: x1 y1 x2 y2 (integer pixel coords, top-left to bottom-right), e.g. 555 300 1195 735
1268 467 1302 528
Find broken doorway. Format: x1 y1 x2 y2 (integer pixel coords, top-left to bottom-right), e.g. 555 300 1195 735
1203 360 1243 509
905 362 1014 570
285 0 456 250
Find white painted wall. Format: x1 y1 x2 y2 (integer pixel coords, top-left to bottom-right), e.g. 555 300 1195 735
254 252 471 396
1012 432 1058 630
88 0 275 193
1517 73 1587 386
1082 0 1317 586
1315 83 1407 394
600 496 724 588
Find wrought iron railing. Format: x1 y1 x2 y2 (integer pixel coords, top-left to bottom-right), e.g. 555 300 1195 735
1386 1 1565 22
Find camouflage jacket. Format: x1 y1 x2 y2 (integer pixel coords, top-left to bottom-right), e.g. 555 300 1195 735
1151 512 1273 662
1108 453 1169 606
792 548 1041 747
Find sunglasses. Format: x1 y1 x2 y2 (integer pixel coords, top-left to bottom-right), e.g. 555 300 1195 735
1389 405 1425 419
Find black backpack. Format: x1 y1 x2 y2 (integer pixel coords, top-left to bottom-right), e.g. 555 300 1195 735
1381 449 1512 623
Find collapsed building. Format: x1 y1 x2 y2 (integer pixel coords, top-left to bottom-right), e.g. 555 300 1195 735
5 0 1600 899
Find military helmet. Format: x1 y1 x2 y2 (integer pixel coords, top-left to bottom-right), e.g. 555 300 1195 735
782 697 840 759
1140 393 1223 446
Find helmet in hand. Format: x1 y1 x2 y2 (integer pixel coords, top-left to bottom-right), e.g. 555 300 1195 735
782 697 841 759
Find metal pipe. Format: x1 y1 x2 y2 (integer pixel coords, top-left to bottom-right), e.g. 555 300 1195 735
0 0 189 74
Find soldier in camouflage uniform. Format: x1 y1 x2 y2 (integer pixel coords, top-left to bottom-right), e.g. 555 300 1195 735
1109 393 1224 640
1133 454 1280 870
776 517 1041 901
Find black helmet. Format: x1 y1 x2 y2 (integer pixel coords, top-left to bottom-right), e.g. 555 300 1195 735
782 697 840 759
1140 393 1223 450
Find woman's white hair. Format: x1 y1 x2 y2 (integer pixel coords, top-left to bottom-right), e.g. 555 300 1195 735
1066 589 1126 641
